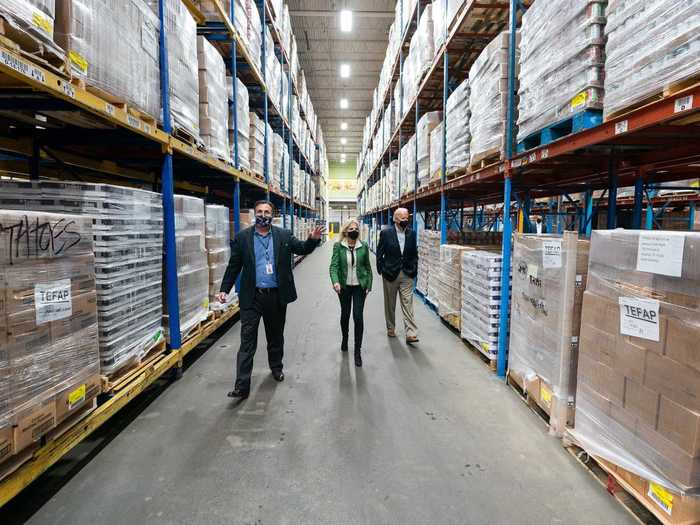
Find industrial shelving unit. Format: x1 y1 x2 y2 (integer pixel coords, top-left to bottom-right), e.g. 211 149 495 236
0 0 327 506
357 0 700 377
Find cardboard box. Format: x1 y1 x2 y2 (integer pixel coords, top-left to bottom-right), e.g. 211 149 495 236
623 377 659 430
12 399 56 454
0 425 12 463
658 396 700 457
55 374 102 425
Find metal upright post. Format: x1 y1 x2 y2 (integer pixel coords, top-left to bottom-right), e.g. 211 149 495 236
632 175 644 229
230 0 239 169
439 0 448 244
689 202 696 231
288 68 293 231
645 196 654 230
582 189 593 237
412 0 420 232
472 202 477 230
607 153 618 229
158 0 181 350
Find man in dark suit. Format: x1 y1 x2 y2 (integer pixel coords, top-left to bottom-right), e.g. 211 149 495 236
376 207 419 344
216 200 323 399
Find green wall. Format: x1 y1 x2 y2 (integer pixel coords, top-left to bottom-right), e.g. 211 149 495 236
329 160 357 180
328 160 357 200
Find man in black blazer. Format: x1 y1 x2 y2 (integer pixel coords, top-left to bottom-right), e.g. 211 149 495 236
216 200 322 398
376 207 419 344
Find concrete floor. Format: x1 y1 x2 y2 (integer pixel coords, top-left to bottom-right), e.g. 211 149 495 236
2 242 636 525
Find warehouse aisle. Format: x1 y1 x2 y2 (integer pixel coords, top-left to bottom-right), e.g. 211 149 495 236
11 242 634 525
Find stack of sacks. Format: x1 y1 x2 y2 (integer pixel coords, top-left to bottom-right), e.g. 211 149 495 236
604 0 700 119
0 181 164 376
437 244 472 326
469 32 519 167
416 229 440 299
205 205 236 310
508 232 590 436
228 76 250 171
197 36 229 160
249 112 265 177
55 0 160 120
148 0 200 140
517 0 606 144
446 78 470 174
571 230 700 498
0 210 100 457
417 111 442 188
429 121 443 181
400 134 416 197
166 196 209 341
460 249 510 361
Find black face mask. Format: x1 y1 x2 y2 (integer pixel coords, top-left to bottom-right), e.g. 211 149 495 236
398 220 409 229
256 215 272 227
348 230 359 240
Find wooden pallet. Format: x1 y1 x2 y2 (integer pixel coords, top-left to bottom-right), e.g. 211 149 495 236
605 75 700 122
173 125 205 150
563 437 699 525
469 148 503 173
461 337 497 372
441 313 460 333
507 369 551 427
100 339 167 395
182 311 216 345
69 77 158 127
0 442 38 484
0 17 68 76
517 109 603 153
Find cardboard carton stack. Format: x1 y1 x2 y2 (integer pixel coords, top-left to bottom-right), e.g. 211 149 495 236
249 112 265 177
228 76 250 171
508 233 590 436
0 210 100 464
205 205 236 310
0 0 63 58
436 244 471 327
417 111 442 188
469 32 519 168
54 0 161 120
604 1 700 119
446 78 470 175
165 196 209 342
570 230 700 503
460 249 510 361
197 36 229 160
416 229 440 302
517 1 606 144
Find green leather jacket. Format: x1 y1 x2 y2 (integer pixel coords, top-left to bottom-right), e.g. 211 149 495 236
329 240 373 291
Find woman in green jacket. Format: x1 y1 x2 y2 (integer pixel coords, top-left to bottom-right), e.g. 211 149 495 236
329 218 373 367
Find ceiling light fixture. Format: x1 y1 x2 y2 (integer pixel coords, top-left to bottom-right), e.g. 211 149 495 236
340 63 350 78
339 98 349 109
339 9 353 32
340 138 347 145
340 122 348 130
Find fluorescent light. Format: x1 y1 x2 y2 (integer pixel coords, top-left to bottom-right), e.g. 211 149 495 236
340 63 350 78
339 9 352 32
341 138 347 145
340 122 348 130
340 158 346 163
339 98 349 109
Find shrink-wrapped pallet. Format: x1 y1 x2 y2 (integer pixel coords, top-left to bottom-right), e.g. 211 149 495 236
429 122 443 181
517 0 605 143
166 195 209 341
148 0 200 139
197 36 229 160
605 0 700 119
54 0 160 120
469 32 519 167
437 244 471 326
0 181 163 376
446 78 470 174
416 229 440 298
205 205 236 309
249 112 265 177
570 230 700 496
400 134 416 197
0 210 100 454
417 111 442 188
228 76 250 171
508 232 590 436
460 249 510 360
247 0 261 72
0 0 62 55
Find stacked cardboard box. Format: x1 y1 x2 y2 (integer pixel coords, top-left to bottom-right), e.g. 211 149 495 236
165 195 209 342
469 32 519 167
416 229 440 300
417 111 442 188
571 230 700 498
446 78 470 174
436 244 472 327
54 0 161 120
249 112 265 177
247 0 262 72
460 249 510 361
0 210 100 461
0 181 164 376
205 205 237 309
517 1 605 143
228 76 250 171
429 122 443 181
197 36 229 160
508 232 590 436
0 1 63 57
604 0 700 119
148 0 200 140
400 135 416 197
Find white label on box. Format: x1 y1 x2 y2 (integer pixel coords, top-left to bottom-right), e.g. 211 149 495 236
614 120 628 135
674 95 693 114
619 297 660 342
35 279 72 324
636 232 684 277
527 264 538 279
542 239 562 269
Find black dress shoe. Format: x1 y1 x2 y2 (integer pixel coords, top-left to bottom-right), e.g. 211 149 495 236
354 350 362 368
272 371 285 382
341 338 348 352
227 387 249 399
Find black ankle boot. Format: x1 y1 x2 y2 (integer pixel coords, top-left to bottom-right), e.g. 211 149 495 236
354 348 362 367
341 336 348 352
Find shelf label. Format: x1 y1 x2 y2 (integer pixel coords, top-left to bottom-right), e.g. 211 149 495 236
648 482 673 516
540 384 552 409
529 152 537 163
636 232 685 277
542 239 562 268
127 114 141 129
571 91 587 110
615 120 628 135
674 95 693 113
619 297 660 341
541 148 549 159
143 123 151 134
105 103 115 116
61 82 75 99
0 49 46 83
68 384 86 409
35 279 72 324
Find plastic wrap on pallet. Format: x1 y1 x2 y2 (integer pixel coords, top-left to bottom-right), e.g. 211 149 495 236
54 0 160 120
460 249 510 359
416 230 440 299
0 0 62 52
417 111 441 188
508 233 590 436
437 244 471 320
569 230 700 494
205 204 236 309
429 121 443 182
446 78 470 174
0 181 164 377
148 0 200 139
228 76 250 170
604 0 700 119
400 134 416 197
167 195 209 341
247 0 262 72
469 31 519 166
249 111 265 177
0 210 99 446
517 1 606 143
197 36 229 160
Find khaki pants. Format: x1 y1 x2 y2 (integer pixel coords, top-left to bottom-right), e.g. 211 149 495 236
382 271 418 338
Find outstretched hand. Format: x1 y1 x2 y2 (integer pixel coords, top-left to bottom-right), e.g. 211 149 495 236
309 226 325 240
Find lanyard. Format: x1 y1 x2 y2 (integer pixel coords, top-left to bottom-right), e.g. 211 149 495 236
257 234 271 263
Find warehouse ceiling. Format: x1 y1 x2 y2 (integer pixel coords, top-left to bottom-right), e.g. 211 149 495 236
288 0 394 165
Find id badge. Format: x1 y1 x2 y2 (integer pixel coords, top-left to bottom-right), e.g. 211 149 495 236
265 263 274 275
